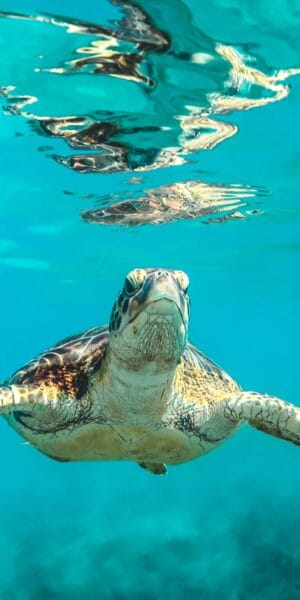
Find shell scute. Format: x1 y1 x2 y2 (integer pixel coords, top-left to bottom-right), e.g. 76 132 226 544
8 326 109 400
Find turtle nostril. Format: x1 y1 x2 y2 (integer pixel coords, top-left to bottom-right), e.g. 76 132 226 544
156 270 168 279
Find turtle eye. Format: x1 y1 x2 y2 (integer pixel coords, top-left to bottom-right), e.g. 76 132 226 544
124 269 146 295
175 271 189 293
124 276 137 295
132 268 146 286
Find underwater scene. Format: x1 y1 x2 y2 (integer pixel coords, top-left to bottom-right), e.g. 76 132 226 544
0 0 300 597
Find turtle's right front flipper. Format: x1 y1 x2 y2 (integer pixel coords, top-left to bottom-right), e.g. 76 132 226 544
0 386 13 412
0 384 53 414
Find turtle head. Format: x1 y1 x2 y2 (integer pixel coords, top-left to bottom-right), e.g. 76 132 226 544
108 268 189 372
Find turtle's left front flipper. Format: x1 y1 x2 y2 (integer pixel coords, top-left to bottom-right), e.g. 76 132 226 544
226 392 300 445
0 385 51 414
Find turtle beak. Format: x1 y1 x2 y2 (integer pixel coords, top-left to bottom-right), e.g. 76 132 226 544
129 271 188 329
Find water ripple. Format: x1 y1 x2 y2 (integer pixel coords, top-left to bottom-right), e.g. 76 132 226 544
81 180 265 226
0 1 299 225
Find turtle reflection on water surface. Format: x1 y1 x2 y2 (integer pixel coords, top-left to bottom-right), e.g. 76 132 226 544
82 180 260 226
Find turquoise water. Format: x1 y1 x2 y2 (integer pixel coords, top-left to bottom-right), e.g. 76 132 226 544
0 1 300 597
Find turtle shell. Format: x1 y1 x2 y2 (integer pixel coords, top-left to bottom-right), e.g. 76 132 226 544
8 326 109 400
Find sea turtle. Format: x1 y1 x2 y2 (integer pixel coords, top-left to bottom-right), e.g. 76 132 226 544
0 268 299 475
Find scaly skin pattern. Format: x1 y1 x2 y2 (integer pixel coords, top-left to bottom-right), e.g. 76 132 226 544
0 268 299 473
224 393 300 446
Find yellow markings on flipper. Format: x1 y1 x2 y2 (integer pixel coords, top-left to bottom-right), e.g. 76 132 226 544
0 387 13 410
0 383 60 413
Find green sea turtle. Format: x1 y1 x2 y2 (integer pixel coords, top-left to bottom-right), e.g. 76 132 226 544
1 268 299 475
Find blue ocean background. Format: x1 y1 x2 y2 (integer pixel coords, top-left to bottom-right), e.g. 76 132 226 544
0 1 300 597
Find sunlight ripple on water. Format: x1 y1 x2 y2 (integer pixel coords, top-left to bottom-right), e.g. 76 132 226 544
1 0 299 225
